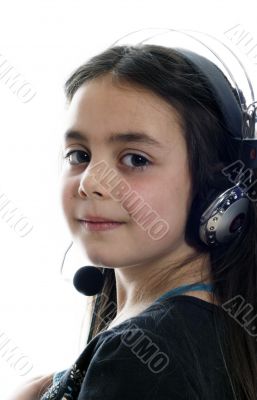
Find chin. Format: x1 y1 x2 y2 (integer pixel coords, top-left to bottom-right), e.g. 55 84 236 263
79 246 117 268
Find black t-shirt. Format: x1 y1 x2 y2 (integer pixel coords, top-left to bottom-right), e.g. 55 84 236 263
40 295 235 400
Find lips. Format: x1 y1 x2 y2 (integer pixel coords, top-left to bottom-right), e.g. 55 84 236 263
80 215 122 223
80 220 124 232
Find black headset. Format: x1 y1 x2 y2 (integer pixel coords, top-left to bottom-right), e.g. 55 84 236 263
174 48 257 249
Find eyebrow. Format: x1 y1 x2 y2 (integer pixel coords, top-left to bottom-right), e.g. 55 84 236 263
64 129 164 148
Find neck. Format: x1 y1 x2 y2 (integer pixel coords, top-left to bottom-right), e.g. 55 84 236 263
113 250 213 315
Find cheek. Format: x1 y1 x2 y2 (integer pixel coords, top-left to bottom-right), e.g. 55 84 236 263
123 173 191 238
119 178 164 234
160 176 192 230
59 176 76 220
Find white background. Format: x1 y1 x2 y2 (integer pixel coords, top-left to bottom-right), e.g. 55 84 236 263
0 0 257 398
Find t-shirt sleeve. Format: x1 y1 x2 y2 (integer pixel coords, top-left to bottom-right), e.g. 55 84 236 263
77 324 194 400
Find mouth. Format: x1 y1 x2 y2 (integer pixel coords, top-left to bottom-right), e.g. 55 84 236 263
79 220 125 232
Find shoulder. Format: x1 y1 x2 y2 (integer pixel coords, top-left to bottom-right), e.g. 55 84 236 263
99 295 225 358
78 322 194 400
112 295 224 338
73 296 232 399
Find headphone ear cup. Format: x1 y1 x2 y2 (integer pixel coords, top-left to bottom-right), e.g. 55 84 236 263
185 172 249 251
201 188 249 247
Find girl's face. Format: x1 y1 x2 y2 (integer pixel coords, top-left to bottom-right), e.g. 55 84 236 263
60 73 194 270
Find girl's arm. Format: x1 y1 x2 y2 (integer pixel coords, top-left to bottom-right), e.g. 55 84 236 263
8 373 54 400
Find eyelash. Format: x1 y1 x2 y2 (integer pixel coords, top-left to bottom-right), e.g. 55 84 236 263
63 150 151 172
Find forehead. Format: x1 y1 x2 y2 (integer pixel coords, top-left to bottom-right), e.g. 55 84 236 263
64 75 184 146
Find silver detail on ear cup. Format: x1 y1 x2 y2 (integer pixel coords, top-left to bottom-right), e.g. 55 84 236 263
199 184 249 246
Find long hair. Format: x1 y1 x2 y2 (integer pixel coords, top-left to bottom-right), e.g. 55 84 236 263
63 44 257 399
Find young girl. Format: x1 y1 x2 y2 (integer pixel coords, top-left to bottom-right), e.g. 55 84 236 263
11 43 257 399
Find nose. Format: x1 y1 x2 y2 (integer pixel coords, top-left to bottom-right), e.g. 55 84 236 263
78 164 111 199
